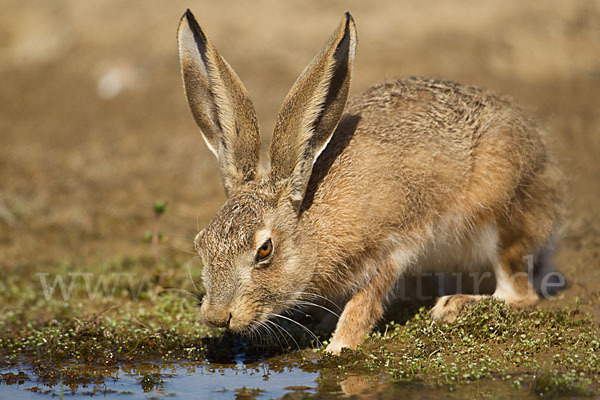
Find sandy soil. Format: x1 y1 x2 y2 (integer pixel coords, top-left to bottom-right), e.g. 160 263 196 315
0 0 599 302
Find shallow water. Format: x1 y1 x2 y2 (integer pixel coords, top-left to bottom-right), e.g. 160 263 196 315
1 357 321 399
2 355 560 400
0 357 545 400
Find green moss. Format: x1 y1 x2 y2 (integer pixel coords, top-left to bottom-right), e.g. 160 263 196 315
313 298 599 395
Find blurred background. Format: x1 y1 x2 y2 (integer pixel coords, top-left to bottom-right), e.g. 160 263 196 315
0 0 598 291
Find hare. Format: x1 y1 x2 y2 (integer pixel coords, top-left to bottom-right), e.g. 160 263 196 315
177 10 563 354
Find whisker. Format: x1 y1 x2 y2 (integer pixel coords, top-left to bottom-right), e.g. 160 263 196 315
260 291 343 313
290 300 340 319
265 319 300 351
292 291 343 313
185 262 200 294
259 321 284 352
259 311 322 348
254 323 266 347
164 233 198 240
167 244 197 255
267 321 290 351
261 323 272 347
194 292 204 307
260 299 339 319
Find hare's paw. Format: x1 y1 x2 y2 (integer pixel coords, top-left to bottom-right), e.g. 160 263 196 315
431 294 485 323
324 338 350 355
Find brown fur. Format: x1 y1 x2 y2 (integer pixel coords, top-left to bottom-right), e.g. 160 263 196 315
177 11 563 354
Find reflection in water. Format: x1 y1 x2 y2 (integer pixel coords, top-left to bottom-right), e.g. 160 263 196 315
1 353 530 399
1 357 321 399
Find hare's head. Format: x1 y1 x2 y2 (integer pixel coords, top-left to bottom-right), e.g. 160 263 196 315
178 10 356 332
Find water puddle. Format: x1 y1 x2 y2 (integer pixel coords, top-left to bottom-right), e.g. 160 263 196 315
1 340 539 400
1 357 541 400
1 356 321 399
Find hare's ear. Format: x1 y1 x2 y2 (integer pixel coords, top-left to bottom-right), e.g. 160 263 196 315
269 13 356 211
178 10 261 197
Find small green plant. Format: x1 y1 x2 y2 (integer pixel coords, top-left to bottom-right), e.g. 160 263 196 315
140 373 162 393
153 200 168 216
150 200 168 266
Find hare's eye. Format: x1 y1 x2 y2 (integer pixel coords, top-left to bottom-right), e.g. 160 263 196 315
256 239 273 262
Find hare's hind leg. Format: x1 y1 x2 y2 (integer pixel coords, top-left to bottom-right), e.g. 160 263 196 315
491 241 539 307
431 229 542 323
487 160 561 310
431 249 538 323
325 257 399 355
432 138 561 323
492 161 562 308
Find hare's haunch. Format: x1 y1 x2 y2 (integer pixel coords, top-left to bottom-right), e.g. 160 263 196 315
177 10 563 354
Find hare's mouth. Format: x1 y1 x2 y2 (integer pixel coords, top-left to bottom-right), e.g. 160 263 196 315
227 306 275 333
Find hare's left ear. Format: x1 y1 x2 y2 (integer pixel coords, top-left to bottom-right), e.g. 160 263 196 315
269 13 357 211
178 9 261 197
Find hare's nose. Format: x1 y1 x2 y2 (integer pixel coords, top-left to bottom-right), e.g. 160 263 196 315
204 306 232 328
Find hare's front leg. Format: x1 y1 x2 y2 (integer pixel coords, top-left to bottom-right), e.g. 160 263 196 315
325 262 397 354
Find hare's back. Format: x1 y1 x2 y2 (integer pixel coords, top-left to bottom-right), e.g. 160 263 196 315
305 77 547 247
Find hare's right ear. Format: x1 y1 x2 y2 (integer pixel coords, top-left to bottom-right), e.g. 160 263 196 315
178 10 261 197
269 13 356 212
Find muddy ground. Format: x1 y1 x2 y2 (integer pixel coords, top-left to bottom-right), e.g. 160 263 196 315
0 0 599 398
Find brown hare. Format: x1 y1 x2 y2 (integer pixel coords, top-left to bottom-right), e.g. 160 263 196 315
177 10 563 354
